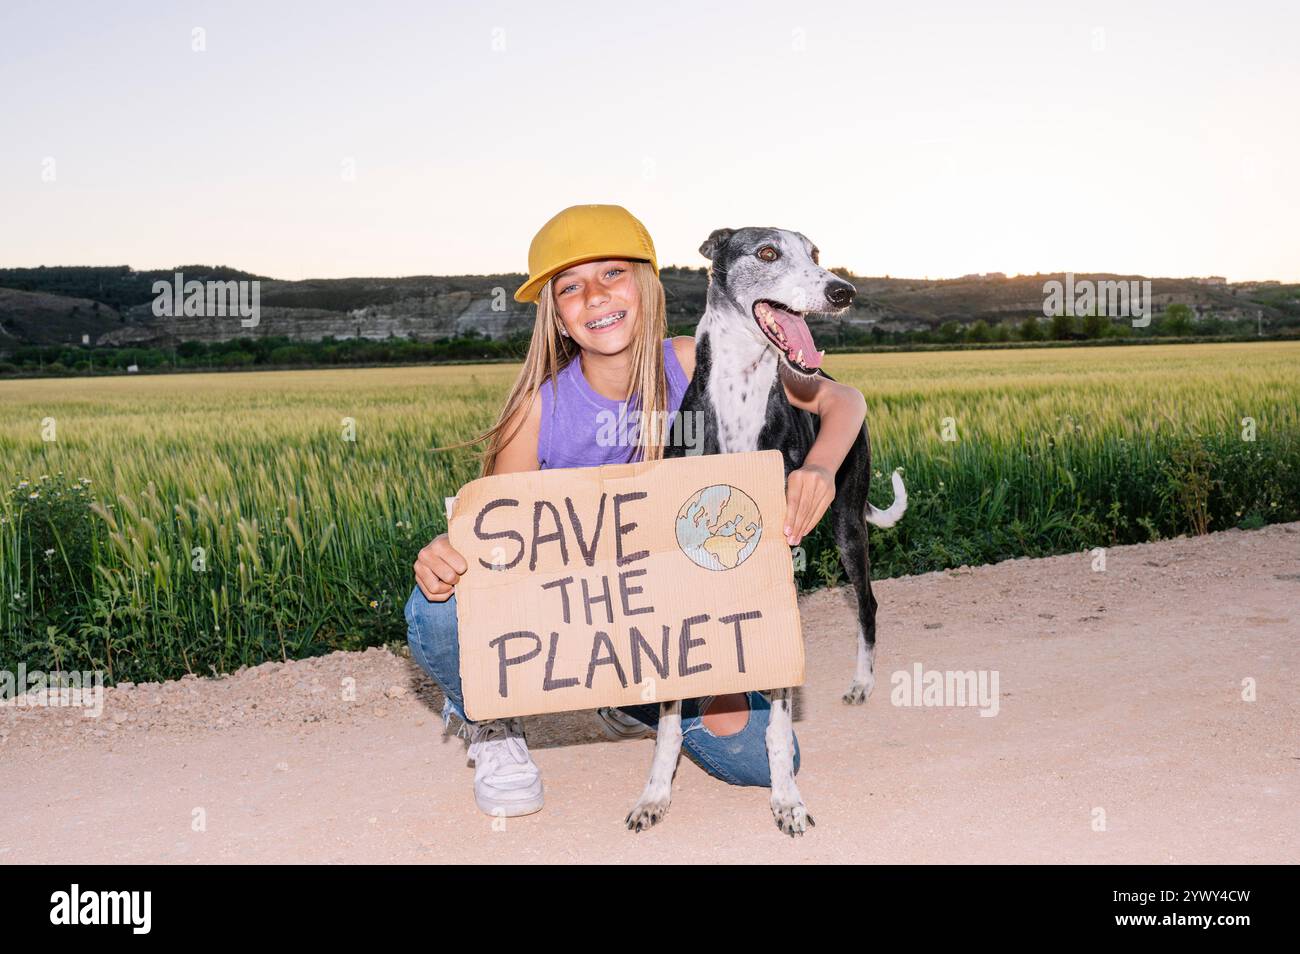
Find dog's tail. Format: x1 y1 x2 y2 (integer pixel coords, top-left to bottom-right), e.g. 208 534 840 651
863 468 908 528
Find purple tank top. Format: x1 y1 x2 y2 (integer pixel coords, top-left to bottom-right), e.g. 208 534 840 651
538 338 690 469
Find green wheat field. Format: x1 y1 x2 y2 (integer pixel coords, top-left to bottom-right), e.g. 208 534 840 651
2 342 1297 683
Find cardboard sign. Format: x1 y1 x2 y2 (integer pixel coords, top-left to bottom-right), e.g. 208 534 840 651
447 449 804 721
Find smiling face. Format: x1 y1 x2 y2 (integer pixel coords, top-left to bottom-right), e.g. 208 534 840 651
699 227 857 376
549 258 640 355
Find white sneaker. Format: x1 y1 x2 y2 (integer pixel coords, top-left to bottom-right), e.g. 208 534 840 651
466 718 544 817
594 706 654 740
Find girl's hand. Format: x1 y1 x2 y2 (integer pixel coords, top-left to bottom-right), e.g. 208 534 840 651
785 464 835 546
413 533 468 602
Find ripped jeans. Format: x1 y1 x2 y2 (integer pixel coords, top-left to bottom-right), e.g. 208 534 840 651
404 585 800 788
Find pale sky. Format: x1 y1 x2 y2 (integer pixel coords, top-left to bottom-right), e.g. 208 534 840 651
2 0 1296 282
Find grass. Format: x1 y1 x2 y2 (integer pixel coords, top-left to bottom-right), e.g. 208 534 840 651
2 342 1297 683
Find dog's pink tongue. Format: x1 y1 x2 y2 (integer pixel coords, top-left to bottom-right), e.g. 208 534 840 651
774 310 823 369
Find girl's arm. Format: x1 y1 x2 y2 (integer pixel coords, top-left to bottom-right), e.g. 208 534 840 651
780 368 868 546
489 395 544 476
413 395 542 600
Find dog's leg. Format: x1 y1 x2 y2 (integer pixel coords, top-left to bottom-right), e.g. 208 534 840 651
843 580 879 704
845 621 876 704
625 700 681 832
836 505 879 704
767 687 813 835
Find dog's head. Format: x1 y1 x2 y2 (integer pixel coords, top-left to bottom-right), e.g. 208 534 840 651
698 226 855 377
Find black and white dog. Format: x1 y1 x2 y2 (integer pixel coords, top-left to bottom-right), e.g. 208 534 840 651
625 227 907 836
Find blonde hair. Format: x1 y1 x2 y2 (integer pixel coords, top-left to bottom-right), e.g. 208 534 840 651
433 260 672 477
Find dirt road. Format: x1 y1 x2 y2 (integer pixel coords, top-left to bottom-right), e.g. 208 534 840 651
3 524 1297 864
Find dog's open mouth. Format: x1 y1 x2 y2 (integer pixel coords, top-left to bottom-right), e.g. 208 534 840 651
752 300 825 372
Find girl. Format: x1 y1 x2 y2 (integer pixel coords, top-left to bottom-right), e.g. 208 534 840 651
405 204 869 817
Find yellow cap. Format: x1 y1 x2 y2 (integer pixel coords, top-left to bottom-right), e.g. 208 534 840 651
513 204 658 304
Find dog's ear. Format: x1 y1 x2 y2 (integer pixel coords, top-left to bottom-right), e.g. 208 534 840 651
698 228 735 262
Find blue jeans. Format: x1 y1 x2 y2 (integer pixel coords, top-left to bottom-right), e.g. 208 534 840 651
404 585 800 788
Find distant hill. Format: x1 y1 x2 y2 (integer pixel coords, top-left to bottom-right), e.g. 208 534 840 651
0 288 124 348
0 264 1294 351
0 265 268 308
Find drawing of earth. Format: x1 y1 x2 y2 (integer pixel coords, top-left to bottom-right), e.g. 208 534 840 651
675 484 763 571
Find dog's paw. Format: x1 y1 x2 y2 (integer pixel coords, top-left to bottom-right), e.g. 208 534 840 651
772 800 815 836
625 799 670 832
842 680 873 705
